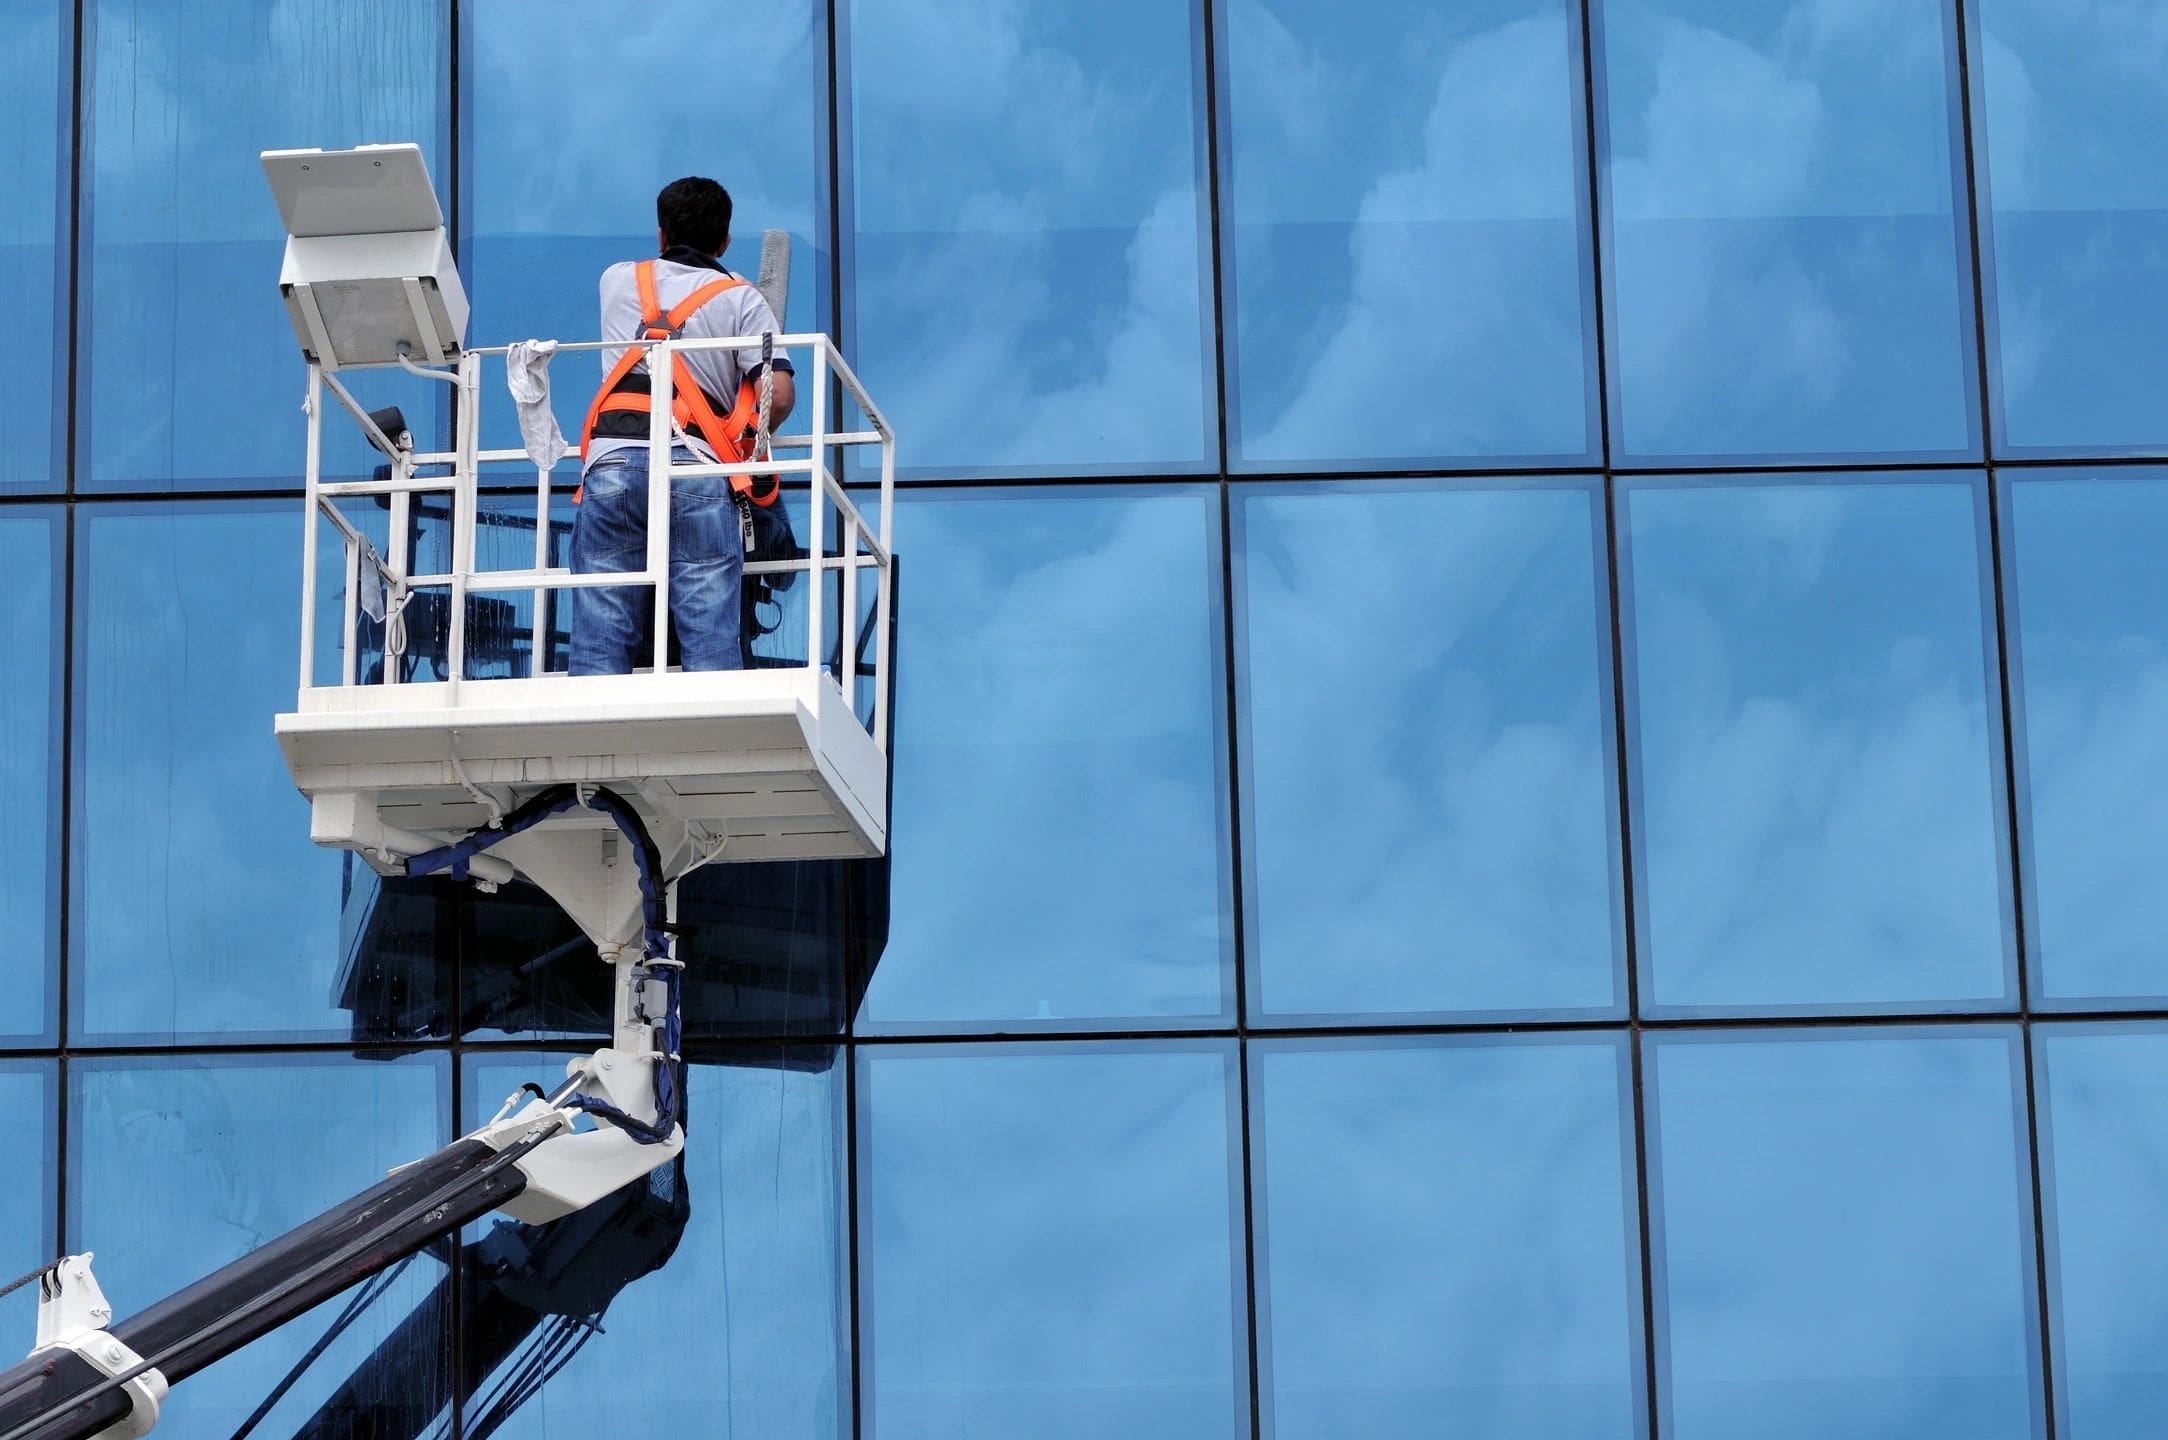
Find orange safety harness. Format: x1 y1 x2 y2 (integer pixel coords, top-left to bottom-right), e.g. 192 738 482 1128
577 259 778 506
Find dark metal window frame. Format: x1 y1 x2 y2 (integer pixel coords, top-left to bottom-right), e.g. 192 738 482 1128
6 0 2165 1434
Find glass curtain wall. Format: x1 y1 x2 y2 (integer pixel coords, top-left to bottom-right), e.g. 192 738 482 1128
4 0 2166 1436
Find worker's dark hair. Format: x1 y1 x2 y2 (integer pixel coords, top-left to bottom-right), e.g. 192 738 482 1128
656 176 732 256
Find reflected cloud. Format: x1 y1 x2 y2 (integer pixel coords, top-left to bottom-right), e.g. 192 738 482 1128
2007 474 2168 1000
1234 6 1592 463
2036 1029 2168 1433
74 1057 450 1435
470 0 815 241
0 521 55 1037
75 511 350 1040
863 489 1228 1027
464 1057 847 1433
1627 481 2009 1011
849 0 1211 472
865 1047 1241 1435
81 1 445 486
2024 659 2168 996
1241 485 1617 1018
1598 0 1973 457
1973 0 2168 448
1256 1042 1638 1433
0 7 63 488
1653 1034 2038 1439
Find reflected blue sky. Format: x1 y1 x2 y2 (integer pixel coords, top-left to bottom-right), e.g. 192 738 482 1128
1648 1030 2041 1440
15 3 2168 1427
1253 1038 1641 1437
1594 0 1978 461
1970 0 2168 454
70 1054 449 1439
72 505 432 1042
0 1063 54 1352
2005 472 2168 1005
0 513 60 1044
467 0 822 335
464 1051 847 1436
1622 476 2013 1013
2035 1026 2168 1437
464 0 824 455
1236 481 1621 1022
859 1042 1246 1437
858 487 1232 1030
847 0 1214 475
0 0 63 492
1219 0 1595 468
79 0 444 490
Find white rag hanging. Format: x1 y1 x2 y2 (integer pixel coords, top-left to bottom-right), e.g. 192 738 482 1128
504 339 567 475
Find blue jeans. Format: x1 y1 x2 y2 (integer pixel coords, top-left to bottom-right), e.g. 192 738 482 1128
569 445 743 674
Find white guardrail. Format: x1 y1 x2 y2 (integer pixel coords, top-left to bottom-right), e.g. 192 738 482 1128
295 332 896 752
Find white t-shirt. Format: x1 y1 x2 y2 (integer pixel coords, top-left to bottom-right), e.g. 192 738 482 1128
583 255 789 473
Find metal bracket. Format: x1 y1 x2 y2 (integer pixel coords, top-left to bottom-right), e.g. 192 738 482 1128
466 1047 683 1225
460 917 683 1226
32 1255 167 1440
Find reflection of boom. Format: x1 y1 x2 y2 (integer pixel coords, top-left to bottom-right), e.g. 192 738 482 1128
265 1155 691 1440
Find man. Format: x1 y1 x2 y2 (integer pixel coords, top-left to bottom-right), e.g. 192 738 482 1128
569 175 795 675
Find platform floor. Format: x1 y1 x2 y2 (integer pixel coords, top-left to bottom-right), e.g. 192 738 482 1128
276 669 886 863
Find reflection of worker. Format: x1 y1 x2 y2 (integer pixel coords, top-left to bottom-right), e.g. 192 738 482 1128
570 176 795 675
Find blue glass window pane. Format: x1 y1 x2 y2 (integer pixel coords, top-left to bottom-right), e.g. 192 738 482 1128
1592 0 1979 461
2006 472 2168 1005
80 0 446 490
0 512 61 1044
1252 1038 1642 1436
846 0 1214 476
857 487 1232 1031
461 1049 847 1435
1622 477 2012 1013
1236 481 1620 1021
465 0 825 453
2035 1025 2168 1435
0 1062 56 1346
1220 0 1595 469
1969 1 2168 454
73 504 447 1043
1647 1030 2041 1439
0 0 65 493
70 1054 449 1437
860 1042 1246 1436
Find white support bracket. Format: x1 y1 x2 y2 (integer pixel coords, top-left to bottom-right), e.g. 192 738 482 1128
458 889 685 1225
468 1045 684 1225
30 1256 166 1440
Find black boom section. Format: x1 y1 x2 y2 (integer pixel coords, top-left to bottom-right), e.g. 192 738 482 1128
0 1135 537 1440
0 1348 130 1440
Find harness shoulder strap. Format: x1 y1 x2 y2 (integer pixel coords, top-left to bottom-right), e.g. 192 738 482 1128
665 275 744 331
634 259 663 327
